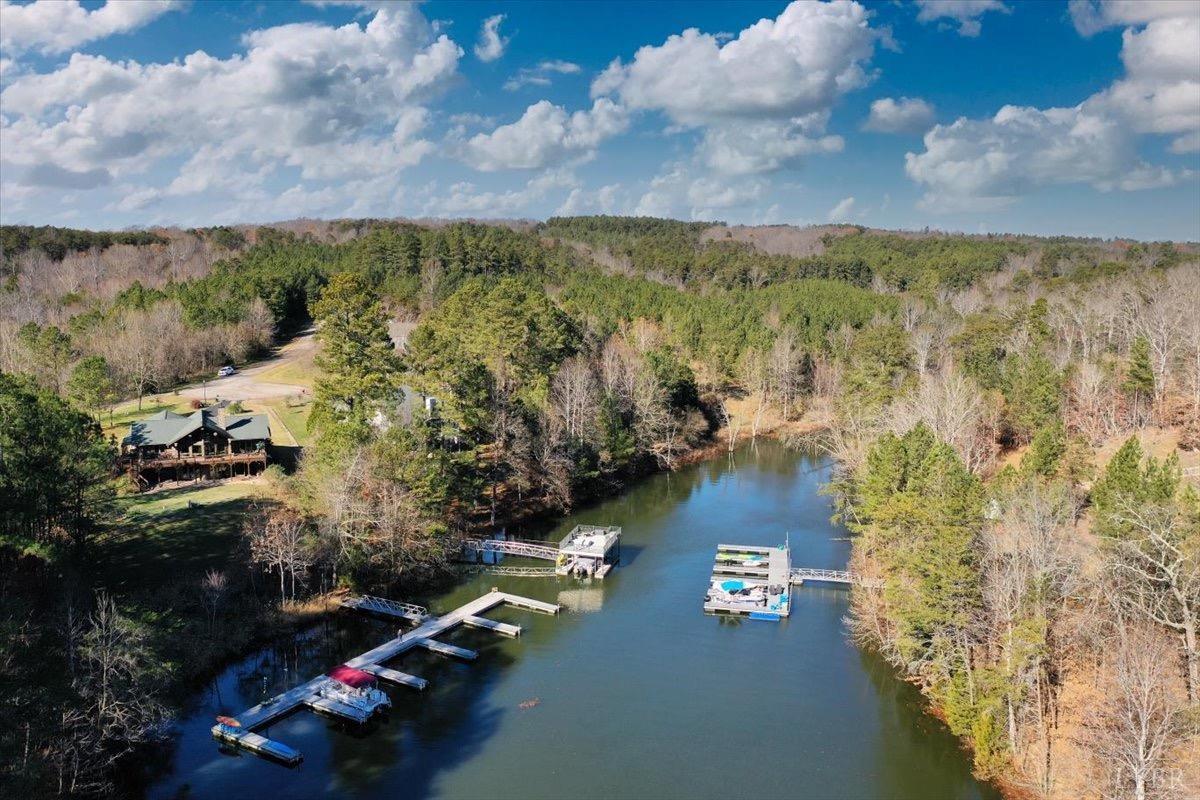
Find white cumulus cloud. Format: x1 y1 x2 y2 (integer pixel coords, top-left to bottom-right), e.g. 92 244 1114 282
592 0 880 175
913 0 1010 37
0 5 461 213
1092 16 1200 152
0 0 183 55
904 5 1198 211
593 1 877 126
474 14 508 62
905 104 1188 211
1067 0 1197 37
458 98 628 171
634 162 766 220
556 183 625 216
423 169 577 218
699 118 843 175
827 196 856 221
863 96 935 134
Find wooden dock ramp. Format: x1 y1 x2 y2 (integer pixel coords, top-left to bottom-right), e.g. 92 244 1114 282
417 638 478 660
463 615 522 637
213 726 302 766
362 664 428 691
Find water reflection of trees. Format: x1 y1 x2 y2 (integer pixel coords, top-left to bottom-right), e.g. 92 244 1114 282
323 622 520 797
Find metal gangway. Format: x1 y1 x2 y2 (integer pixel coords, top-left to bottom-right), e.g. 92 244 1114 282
790 568 882 589
461 564 559 577
464 537 560 561
340 594 430 623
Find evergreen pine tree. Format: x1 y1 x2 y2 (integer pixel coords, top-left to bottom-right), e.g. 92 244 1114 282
1124 336 1155 409
1021 422 1066 477
311 272 403 436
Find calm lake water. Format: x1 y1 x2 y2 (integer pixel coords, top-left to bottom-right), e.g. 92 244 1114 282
146 442 999 800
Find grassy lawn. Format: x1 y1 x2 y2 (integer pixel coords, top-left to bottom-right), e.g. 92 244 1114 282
236 397 314 448
255 352 322 387
97 481 265 591
270 399 315 447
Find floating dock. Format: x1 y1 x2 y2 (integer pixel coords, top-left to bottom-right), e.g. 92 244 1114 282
213 589 560 764
460 525 622 579
704 543 792 620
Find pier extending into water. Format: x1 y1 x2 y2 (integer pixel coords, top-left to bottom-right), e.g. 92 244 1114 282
212 589 560 765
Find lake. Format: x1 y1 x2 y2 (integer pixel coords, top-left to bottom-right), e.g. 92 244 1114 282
147 441 999 800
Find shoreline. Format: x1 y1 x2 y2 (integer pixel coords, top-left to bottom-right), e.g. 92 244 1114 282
142 417 1024 800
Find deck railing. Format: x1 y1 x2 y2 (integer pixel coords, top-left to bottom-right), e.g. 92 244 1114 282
463 537 560 561
121 451 267 469
790 567 883 589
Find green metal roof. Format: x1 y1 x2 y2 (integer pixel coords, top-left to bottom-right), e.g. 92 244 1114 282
124 409 270 447
223 413 271 441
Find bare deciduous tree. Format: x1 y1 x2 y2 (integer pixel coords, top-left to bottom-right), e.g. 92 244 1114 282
982 480 1078 789
246 508 311 602
887 368 998 474
768 330 806 421
550 355 597 444
1087 624 1186 800
739 346 770 441
199 569 228 634
1105 500 1200 702
48 592 166 796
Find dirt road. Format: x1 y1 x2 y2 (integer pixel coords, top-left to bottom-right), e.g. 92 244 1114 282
177 330 317 403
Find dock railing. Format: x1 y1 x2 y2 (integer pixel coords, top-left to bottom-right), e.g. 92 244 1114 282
341 595 429 622
790 568 882 589
463 537 560 561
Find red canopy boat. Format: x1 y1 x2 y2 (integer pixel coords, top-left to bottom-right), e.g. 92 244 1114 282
327 665 377 688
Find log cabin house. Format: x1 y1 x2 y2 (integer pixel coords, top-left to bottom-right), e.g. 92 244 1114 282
120 407 270 489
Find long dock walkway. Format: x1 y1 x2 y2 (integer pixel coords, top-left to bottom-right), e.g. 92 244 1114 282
213 589 559 763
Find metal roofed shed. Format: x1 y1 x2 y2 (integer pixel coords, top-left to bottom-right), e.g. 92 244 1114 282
556 525 621 579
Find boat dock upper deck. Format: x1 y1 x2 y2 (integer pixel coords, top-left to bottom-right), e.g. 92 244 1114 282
460 524 622 579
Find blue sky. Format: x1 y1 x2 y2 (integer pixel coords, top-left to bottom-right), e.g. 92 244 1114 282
1 0 1197 239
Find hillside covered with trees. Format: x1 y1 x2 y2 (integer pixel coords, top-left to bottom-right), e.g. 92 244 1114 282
2 216 1198 798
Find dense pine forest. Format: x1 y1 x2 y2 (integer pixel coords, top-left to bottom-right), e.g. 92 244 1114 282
2 217 1198 798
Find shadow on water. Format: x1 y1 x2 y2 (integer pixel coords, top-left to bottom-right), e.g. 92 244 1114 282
146 605 533 800
613 542 644 567
856 646 1005 800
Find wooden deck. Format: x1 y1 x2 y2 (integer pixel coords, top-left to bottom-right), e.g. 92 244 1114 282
212 589 560 762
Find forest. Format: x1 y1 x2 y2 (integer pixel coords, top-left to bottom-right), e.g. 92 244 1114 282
1 216 1198 799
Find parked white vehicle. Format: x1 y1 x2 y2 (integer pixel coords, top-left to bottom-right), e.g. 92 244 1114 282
217 365 236 377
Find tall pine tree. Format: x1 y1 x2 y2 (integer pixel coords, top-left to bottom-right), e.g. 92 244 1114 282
310 272 403 437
